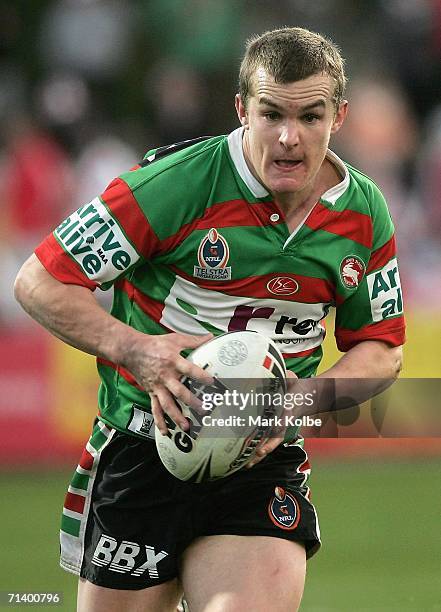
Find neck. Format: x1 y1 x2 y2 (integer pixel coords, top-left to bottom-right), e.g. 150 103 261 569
274 184 319 216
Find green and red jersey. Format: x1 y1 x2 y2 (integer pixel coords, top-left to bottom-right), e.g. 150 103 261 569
35 128 405 436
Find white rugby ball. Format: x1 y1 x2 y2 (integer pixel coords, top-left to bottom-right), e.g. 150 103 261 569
155 331 287 482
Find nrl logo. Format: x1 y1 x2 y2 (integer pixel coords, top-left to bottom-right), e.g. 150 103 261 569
193 228 231 281
267 486 300 531
340 256 365 289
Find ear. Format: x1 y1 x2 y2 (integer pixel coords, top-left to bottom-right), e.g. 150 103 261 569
331 100 348 134
235 94 249 129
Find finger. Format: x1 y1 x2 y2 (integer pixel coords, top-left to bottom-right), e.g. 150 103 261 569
176 333 213 351
177 356 214 383
153 385 189 432
165 377 203 412
258 436 284 456
246 436 284 468
149 393 168 436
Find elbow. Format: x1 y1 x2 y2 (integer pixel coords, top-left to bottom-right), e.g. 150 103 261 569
14 266 28 308
14 256 37 312
391 345 403 379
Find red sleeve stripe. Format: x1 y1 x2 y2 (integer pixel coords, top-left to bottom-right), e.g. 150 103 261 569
97 358 144 391
367 235 396 273
100 178 161 259
306 203 373 249
168 265 335 304
64 491 86 514
79 448 94 471
35 234 97 290
335 317 406 352
158 199 280 254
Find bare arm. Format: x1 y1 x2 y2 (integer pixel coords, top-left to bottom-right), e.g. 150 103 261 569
312 340 403 413
319 339 403 380
14 254 134 359
248 340 403 467
14 254 213 432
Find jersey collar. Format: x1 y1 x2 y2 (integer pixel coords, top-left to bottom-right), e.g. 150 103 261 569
227 126 350 204
227 127 269 198
321 149 350 205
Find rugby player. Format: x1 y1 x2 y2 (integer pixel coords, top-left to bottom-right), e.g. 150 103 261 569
14 27 404 612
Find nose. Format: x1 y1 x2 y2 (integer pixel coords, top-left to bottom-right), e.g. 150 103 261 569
279 121 299 148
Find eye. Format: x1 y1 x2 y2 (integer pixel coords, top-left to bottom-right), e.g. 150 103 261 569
263 111 281 122
303 113 320 124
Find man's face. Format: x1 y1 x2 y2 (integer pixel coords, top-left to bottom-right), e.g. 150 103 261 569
236 70 347 199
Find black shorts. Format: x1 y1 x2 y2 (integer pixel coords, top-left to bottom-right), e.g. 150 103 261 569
60 420 321 590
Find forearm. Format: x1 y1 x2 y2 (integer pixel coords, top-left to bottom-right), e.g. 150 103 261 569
14 254 137 364
319 340 403 379
301 340 403 415
14 254 213 432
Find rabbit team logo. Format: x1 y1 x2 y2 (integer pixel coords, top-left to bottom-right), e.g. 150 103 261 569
268 486 300 531
193 228 231 280
340 256 365 289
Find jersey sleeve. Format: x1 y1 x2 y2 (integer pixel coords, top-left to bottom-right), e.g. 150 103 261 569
35 176 161 290
334 182 406 351
35 137 222 289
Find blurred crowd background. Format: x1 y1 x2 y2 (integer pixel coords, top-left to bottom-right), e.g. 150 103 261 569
1 4 440 607
0 0 440 467
1 0 441 323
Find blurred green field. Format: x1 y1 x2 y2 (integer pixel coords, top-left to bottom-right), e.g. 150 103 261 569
303 458 441 612
1 460 440 611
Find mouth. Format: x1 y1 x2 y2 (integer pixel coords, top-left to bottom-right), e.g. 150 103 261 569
274 159 303 170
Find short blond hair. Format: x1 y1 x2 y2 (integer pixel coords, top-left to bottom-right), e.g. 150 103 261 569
239 27 346 110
